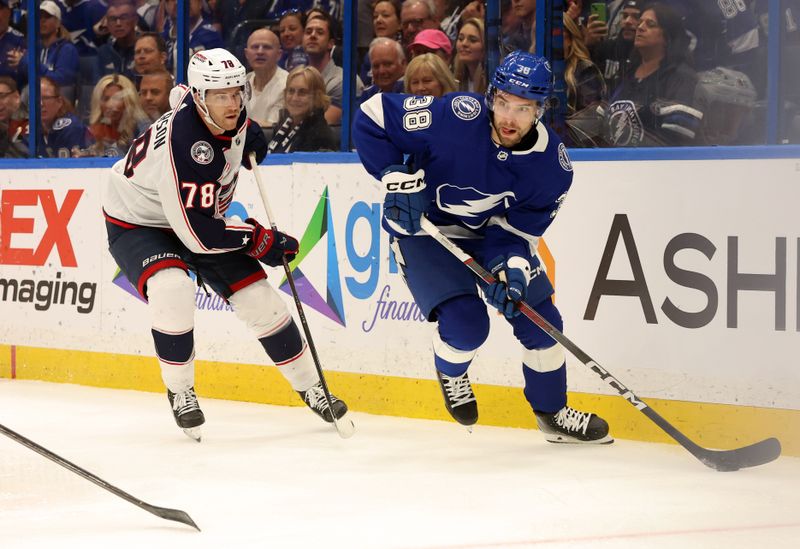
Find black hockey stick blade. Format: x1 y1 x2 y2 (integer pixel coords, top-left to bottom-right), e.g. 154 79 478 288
419 217 783 471
0 423 201 530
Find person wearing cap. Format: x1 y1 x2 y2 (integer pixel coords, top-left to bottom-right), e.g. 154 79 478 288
408 28 451 63
0 0 25 87
358 37 406 105
588 0 640 93
18 1 79 97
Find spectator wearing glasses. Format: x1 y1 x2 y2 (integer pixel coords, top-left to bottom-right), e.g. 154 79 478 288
400 0 440 48
0 75 28 157
359 37 406 104
244 28 287 129
39 76 89 158
604 3 702 147
138 69 173 121
18 1 80 98
134 32 168 76
404 52 457 96
58 0 107 55
268 65 337 153
82 73 149 157
277 9 308 71
97 0 139 79
0 0 25 86
453 17 486 94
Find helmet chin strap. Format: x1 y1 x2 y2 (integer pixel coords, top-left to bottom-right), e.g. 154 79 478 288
193 89 245 133
194 90 227 133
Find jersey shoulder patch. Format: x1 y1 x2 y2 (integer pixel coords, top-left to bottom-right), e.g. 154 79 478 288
557 142 573 172
191 140 214 165
450 95 482 121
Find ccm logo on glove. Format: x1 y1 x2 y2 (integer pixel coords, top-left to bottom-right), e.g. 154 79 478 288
382 168 427 193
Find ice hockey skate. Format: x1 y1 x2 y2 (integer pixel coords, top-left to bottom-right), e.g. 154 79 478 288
535 406 613 444
436 369 478 429
298 382 348 423
167 387 205 442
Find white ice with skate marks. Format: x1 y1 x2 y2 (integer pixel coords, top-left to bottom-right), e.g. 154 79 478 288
1 380 799 549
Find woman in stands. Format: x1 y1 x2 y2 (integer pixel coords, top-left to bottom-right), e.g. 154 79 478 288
83 74 149 157
404 53 457 97
267 65 337 152
604 2 702 146
452 18 486 94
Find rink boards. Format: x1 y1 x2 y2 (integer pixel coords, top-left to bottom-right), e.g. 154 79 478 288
1 156 798 454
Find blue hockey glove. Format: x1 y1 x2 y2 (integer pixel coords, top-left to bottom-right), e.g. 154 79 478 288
241 120 268 169
244 218 299 267
485 255 531 319
381 165 427 236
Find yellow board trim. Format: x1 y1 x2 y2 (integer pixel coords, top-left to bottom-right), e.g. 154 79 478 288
2 344 798 456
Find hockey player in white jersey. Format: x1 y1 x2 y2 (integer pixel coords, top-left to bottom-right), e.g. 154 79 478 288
103 49 348 440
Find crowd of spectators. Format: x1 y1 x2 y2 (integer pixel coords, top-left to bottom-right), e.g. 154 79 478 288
0 0 797 158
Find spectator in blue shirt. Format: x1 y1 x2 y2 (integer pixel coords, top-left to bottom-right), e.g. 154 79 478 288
57 0 107 56
39 75 89 157
96 0 139 79
19 1 80 100
162 0 223 70
0 0 25 86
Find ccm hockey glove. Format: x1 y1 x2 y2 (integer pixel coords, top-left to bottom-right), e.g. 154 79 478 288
485 255 531 319
244 218 299 267
381 165 428 236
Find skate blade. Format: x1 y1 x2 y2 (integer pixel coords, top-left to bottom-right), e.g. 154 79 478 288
543 433 614 444
182 426 202 442
333 414 356 439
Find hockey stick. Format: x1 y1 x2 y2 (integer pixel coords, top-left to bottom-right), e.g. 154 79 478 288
249 154 355 438
419 216 781 471
0 423 200 530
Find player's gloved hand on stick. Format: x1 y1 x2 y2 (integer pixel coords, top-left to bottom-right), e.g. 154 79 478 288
381 165 428 236
485 255 531 319
244 218 299 267
241 120 268 169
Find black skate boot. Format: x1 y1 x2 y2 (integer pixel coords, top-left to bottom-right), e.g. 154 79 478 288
534 406 613 444
298 382 348 423
436 370 478 428
167 387 205 442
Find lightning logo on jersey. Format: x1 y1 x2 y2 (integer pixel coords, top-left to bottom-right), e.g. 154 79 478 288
436 185 516 228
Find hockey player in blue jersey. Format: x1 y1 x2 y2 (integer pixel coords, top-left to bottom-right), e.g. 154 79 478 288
103 49 348 440
353 51 612 444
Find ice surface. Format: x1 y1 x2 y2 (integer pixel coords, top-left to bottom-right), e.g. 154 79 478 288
1 380 798 549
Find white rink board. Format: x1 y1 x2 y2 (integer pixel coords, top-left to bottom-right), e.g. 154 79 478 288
0 158 798 409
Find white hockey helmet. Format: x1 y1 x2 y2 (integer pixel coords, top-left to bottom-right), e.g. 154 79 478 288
187 48 248 131
187 48 247 93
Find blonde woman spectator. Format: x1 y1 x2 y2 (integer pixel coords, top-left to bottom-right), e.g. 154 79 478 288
404 53 456 96
268 66 337 153
453 18 486 94
85 74 149 157
563 14 606 114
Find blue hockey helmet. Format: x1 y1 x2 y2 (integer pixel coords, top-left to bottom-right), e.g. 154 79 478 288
487 51 553 107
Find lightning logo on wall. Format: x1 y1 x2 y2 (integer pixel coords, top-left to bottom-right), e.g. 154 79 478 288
279 186 346 326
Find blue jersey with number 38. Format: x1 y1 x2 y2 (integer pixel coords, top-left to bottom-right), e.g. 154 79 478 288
353 92 574 259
